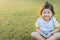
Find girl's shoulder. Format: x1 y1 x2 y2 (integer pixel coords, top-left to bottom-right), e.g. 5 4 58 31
52 17 56 21
37 17 44 22
37 17 43 20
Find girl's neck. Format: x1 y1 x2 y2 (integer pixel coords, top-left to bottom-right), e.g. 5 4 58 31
43 18 51 23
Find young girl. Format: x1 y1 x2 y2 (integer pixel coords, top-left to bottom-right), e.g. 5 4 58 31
31 1 60 40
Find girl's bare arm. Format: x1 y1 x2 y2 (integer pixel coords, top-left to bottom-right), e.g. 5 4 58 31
49 27 59 35
35 26 46 36
46 27 59 38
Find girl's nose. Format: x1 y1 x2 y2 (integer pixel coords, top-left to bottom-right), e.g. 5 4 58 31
45 13 48 15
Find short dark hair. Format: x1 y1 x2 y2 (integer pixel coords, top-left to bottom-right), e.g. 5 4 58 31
40 1 55 15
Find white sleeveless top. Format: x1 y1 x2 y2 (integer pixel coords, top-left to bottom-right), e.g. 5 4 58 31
35 17 60 35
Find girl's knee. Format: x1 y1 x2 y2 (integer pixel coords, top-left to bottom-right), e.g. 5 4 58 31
54 32 60 37
54 32 60 35
31 32 39 37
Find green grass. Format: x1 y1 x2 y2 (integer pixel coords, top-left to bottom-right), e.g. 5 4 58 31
0 0 60 40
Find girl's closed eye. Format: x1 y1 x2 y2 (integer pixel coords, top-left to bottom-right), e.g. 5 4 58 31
43 12 46 14
43 11 50 14
48 12 50 14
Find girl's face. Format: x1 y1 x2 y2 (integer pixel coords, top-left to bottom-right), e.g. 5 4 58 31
42 8 53 21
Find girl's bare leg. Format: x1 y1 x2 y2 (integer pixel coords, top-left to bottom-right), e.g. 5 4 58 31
46 32 60 40
31 32 45 40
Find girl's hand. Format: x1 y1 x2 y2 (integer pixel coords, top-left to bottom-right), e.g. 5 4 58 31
46 34 51 38
45 34 52 38
42 34 48 38
43 34 51 38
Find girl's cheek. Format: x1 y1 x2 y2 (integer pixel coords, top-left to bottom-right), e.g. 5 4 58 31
49 13 53 17
41 14 45 17
42 13 45 16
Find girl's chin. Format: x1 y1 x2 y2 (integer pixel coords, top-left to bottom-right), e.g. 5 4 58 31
44 18 50 20
42 17 50 20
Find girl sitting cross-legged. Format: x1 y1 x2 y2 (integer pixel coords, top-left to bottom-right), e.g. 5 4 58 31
31 1 60 40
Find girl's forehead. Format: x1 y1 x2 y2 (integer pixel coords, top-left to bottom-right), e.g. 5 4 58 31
42 8 51 12
43 8 51 10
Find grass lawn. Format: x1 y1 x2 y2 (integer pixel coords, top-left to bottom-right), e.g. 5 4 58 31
0 0 60 40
